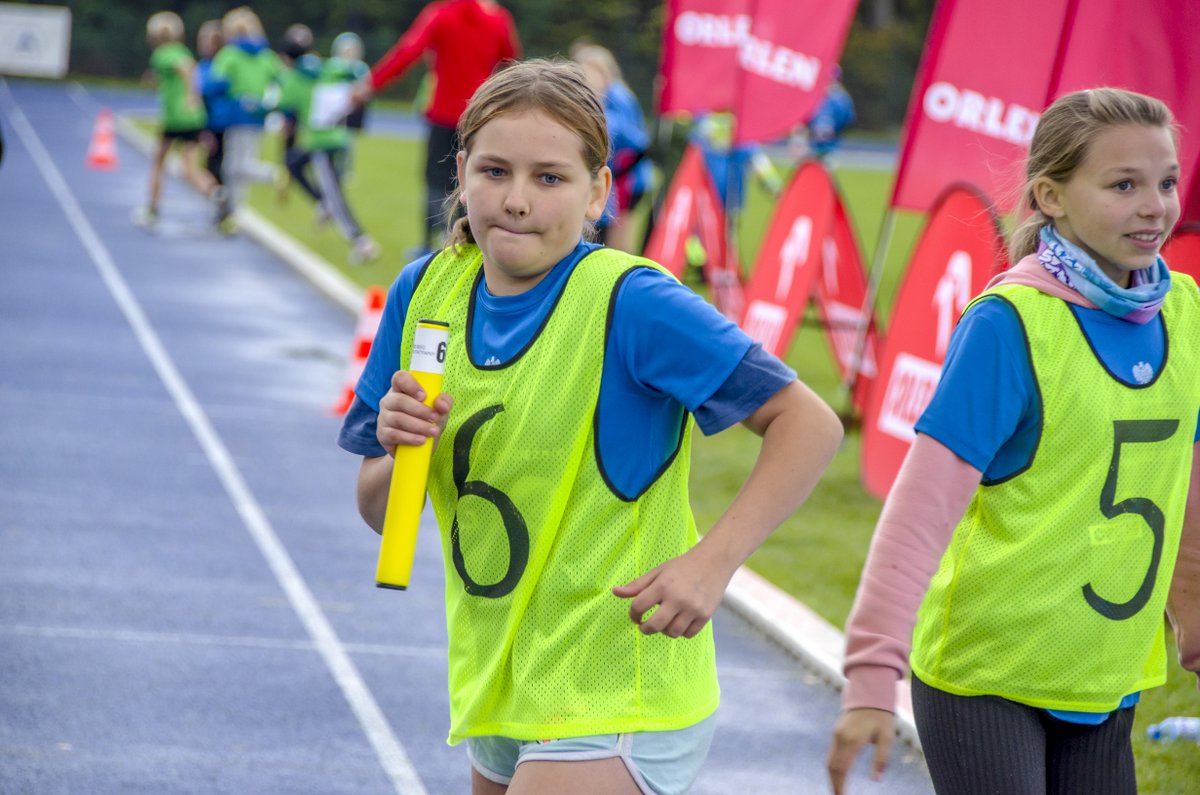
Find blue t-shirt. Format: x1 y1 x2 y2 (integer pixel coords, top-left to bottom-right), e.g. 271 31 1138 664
195 58 237 132
693 141 756 213
915 291 1199 722
338 242 796 499
605 82 652 196
807 84 855 157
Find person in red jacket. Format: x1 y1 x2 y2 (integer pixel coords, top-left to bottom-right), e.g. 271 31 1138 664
358 0 520 254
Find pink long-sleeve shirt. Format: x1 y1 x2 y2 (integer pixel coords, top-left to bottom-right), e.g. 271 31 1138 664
842 255 1200 713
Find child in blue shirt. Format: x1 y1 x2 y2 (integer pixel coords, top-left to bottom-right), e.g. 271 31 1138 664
829 87 1200 795
574 44 654 254
340 59 843 795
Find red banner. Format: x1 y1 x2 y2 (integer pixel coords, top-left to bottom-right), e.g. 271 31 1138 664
642 143 729 280
709 246 746 322
861 185 1006 499
738 160 876 402
1185 182 1200 228
816 197 879 416
892 0 1200 220
739 161 833 355
731 0 858 144
1049 0 1200 224
640 143 743 319
1162 226 1200 281
657 0 752 115
889 0 1069 212
658 0 857 144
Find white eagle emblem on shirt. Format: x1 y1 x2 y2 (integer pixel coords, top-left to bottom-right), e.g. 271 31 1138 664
1132 361 1154 384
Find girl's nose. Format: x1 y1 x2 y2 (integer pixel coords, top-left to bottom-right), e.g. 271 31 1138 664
504 183 530 217
1140 190 1166 218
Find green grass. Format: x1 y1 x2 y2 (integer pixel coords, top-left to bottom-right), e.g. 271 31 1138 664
696 165 924 625
1131 633 1200 791
236 127 1198 792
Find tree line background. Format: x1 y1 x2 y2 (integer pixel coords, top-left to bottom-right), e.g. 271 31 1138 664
48 0 935 133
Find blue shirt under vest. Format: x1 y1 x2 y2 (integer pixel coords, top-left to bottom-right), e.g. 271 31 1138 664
338 241 796 499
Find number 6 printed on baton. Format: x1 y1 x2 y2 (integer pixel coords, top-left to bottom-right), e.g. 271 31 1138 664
377 319 449 590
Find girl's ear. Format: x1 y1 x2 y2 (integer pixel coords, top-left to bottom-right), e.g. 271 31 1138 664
1032 176 1064 219
585 165 613 223
456 151 467 206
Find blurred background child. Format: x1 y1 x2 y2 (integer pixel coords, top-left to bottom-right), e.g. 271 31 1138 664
354 0 521 258
276 31 379 264
194 19 235 228
804 66 856 161
332 31 370 154
273 23 320 207
135 11 218 229
574 43 654 254
210 6 281 215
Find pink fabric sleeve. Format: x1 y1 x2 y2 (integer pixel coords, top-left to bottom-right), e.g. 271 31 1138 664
1167 442 1200 690
840 433 982 712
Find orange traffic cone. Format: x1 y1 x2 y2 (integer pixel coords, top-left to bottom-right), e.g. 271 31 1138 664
86 108 118 170
331 285 387 414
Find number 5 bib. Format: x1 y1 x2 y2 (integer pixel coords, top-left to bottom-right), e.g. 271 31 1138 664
911 275 1200 713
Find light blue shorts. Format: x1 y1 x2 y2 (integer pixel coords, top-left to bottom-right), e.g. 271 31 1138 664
466 713 717 795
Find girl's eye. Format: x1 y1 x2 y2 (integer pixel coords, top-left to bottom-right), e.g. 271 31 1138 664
485 167 505 178
541 174 561 185
1114 179 1133 191
1161 177 1178 191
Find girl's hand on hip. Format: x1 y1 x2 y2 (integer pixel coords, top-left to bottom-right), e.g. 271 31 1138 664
612 548 732 639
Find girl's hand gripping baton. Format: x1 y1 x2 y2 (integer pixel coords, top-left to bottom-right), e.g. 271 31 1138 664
376 319 449 590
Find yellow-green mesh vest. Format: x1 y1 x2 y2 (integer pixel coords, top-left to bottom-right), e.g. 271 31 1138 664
911 274 1200 711
401 244 719 744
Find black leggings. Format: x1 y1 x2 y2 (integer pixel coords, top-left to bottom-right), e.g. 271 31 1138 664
424 121 459 247
205 130 225 185
911 674 1136 795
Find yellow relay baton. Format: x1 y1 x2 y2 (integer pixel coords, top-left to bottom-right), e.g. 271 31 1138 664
376 319 449 590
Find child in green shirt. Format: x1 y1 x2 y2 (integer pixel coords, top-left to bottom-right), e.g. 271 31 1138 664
135 11 219 229
276 33 378 264
210 6 281 213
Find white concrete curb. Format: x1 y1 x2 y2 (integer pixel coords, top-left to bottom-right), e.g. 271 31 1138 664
725 567 919 750
113 109 922 755
235 210 363 315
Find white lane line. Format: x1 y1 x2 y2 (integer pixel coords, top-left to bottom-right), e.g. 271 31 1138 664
1 82 428 795
0 624 446 660
64 80 95 112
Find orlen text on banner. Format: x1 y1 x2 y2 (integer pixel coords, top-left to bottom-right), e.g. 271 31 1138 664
891 0 1200 221
657 0 752 115
889 0 1070 213
731 0 857 144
